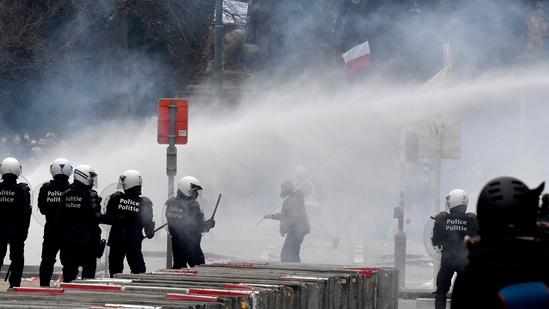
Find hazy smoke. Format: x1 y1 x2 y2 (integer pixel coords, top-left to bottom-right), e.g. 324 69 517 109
20 65 549 265
11 0 549 266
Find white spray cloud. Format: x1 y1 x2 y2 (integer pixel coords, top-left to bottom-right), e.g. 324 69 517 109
20 63 549 266
14 0 549 267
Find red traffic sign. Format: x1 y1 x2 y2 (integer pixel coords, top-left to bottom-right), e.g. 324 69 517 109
157 98 188 144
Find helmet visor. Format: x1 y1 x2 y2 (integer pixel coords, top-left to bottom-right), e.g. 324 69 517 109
117 175 125 191
90 171 98 188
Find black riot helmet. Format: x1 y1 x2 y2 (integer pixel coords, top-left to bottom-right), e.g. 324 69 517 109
476 176 544 241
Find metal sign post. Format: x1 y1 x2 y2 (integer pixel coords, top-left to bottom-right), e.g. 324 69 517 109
396 118 461 287
158 98 188 268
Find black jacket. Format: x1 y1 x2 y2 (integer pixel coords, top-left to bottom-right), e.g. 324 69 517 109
56 181 102 247
432 206 479 259
271 189 310 236
102 187 155 244
0 175 31 241
451 238 549 309
165 191 207 239
38 175 70 223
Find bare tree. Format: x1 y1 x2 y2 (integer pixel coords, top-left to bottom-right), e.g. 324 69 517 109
0 0 216 133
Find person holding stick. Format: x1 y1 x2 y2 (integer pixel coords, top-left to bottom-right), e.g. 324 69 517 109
101 169 155 277
165 176 216 268
263 179 310 263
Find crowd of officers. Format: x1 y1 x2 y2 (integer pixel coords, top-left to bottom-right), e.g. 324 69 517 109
0 156 216 290
431 177 549 309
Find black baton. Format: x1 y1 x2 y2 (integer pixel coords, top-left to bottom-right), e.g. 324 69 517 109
4 265 11 282
210 194 222 220
142 222 168 240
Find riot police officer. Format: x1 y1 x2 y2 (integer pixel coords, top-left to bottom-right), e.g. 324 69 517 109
56 164 102 282
0 157 31 290
102 169 155 277
431 189 478 309
38 158 72 287
165 176 215 268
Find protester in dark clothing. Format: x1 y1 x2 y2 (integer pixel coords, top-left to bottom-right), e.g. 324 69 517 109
37 158 72 287
0 157 31 290
165 176 215 268
264 180 310 263
102 170 155 277
56 164 102 282
431 189 478 309
451 176 549 309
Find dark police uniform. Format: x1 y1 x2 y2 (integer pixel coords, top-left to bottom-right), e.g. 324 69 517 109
0 174 31 288
431 206 478 309
102 187 154 276
37 175 70 286
165 191 213 268
56 181 102 282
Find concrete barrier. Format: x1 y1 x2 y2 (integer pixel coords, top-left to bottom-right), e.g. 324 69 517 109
0 262 399 308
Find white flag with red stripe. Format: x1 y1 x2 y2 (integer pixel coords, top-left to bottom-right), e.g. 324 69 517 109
342 41 371 73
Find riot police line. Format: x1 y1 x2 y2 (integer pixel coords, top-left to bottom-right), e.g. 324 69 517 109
0 156 216 290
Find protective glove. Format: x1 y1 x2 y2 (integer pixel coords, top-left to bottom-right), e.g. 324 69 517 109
145 221 155 239
204 219 216 232
96 239 106 258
